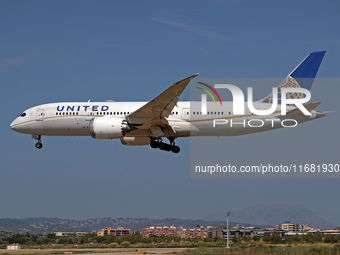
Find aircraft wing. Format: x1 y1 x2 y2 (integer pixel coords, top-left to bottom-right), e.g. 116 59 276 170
127 74 199 126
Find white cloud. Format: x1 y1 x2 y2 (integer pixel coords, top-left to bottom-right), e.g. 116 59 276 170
152 17 243 43
0 57 25 67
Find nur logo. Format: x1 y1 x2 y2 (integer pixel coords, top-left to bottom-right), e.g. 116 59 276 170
196 82 312 116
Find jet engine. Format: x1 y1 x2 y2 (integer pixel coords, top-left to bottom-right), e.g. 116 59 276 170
89 117 132 139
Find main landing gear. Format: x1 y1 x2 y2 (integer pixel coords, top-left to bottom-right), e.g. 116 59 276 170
32 134 43 149
150 138 180 153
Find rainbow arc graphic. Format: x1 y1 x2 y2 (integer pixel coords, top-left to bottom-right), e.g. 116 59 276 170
196 82 223 106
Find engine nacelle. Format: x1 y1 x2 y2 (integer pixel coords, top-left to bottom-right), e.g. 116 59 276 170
120 136 151 146
89 117 131 139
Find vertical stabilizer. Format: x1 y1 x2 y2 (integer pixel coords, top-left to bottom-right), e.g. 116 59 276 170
259 51 326 104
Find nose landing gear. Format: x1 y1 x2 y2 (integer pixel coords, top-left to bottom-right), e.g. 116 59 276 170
32 135 43 149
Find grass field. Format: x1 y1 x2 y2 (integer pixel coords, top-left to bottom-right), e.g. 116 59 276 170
179 245 340 255
1 245 340 255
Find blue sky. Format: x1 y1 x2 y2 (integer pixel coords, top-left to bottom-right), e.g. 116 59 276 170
1 0 340 226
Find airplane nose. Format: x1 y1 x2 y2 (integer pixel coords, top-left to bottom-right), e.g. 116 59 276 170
10 118 22 132
10 119 17 131
10 116 34 134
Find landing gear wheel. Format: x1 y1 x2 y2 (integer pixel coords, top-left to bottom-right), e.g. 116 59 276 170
32 135 43 149
35 142 43 149
159 143 171 151
152 138 181 153
159 142 166 150
163 144 172 152
171 146 180 153
150 140 159 149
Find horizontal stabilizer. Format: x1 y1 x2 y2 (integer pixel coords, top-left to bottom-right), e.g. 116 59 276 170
285 102 321 117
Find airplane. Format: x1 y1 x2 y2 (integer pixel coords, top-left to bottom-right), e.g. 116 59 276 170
10 51 326 153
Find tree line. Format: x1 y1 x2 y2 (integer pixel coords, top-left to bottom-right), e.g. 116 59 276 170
232 231 340 244
1 230 340 247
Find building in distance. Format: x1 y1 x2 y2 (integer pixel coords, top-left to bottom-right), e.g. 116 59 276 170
7 244 21 250
55 232 87 237
278 221 299 233
97 227 131 236
142 226 209 239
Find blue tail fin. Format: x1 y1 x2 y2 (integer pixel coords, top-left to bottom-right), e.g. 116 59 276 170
289 51 326 90
260 51 326 104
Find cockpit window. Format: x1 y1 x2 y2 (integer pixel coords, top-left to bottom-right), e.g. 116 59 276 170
19 113 26 117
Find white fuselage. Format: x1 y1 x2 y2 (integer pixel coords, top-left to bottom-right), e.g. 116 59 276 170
10 101 323 138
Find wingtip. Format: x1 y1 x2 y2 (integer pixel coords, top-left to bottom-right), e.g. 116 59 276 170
187 73 199 79
311 50 326 54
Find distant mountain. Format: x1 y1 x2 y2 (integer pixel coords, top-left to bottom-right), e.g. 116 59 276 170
0 219 32 233
22 217 61 224
1 205 332 234
202 204 333 229
0 217 268 234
